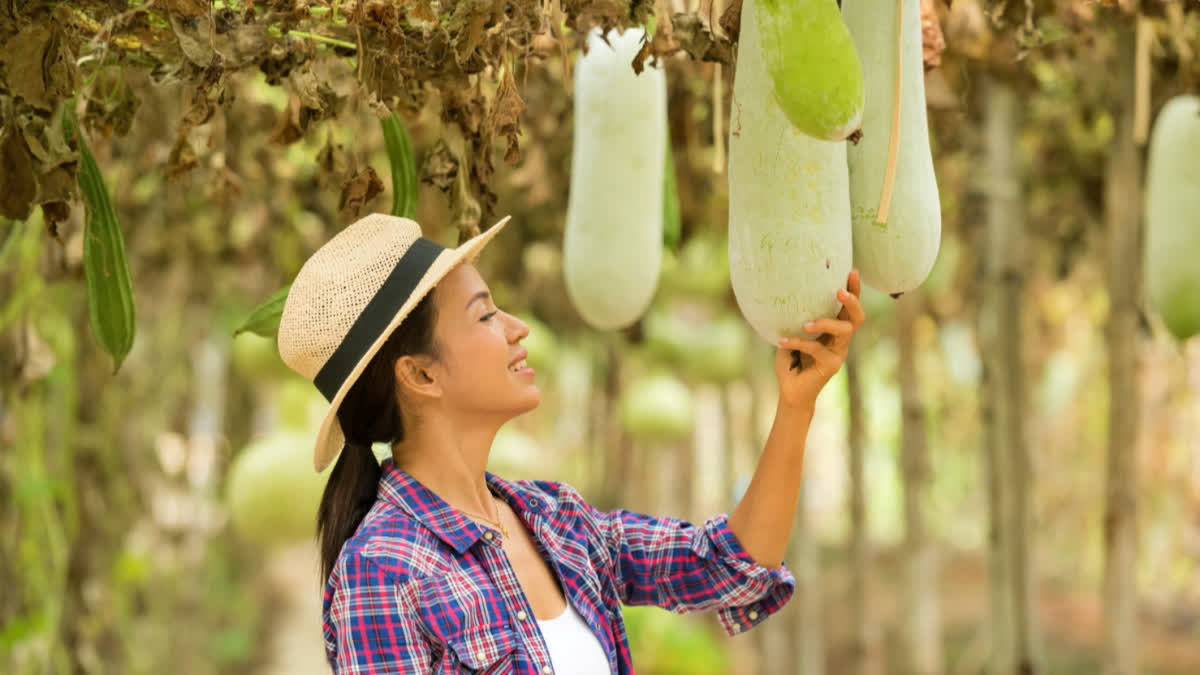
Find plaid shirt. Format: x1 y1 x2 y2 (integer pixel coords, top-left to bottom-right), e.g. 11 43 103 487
322 459 795 674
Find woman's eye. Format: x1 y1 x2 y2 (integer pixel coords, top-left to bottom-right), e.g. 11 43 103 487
480 310 498 322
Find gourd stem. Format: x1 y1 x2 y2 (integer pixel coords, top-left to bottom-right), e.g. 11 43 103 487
1133 14 1152 146
876 0 904 225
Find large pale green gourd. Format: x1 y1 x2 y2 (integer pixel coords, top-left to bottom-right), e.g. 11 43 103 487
757 0 864 141
729 0 853 344
564 27 666 330
1145 95 1200 341
843 0 941 296
227 431 330 547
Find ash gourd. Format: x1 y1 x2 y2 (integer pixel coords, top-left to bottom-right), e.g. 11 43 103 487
1145 95 1200 341
756 0 865 141
843 0 942 296
728 0 854 344
564 27 667 330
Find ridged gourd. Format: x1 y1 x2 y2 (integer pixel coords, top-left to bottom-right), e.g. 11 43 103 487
728 0 853 344
1145 94 1200 341
564 27 667 330
843 0 942 296
756 0 865 141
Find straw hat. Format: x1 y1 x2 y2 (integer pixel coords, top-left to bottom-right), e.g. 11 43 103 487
277 213 512 471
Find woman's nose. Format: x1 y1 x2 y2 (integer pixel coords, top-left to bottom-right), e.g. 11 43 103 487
506 312 530 342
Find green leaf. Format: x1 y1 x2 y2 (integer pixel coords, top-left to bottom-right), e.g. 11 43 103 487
662 133 681 251
381 112 418 219
233 285 290 338
65 112 136 374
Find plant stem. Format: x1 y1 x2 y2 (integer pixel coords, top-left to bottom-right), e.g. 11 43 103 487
287 30 356 50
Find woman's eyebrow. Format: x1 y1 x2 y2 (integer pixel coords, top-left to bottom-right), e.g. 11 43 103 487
465 290 491 310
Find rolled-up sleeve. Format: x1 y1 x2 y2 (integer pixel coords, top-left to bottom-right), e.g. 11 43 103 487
586 502 796 636
324 554 432 673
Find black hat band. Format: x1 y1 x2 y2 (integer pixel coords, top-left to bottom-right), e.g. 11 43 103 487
313 237 444 402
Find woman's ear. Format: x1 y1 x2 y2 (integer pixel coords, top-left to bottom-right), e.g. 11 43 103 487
394 354 442 401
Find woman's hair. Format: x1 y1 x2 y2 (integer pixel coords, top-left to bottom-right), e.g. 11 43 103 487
317 290 439 582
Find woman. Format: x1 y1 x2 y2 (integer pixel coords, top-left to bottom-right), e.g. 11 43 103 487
276 213 865 674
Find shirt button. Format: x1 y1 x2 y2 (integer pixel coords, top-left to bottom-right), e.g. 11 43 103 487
483 531 494 540
517 610 528 621
748 610 759 621
542 666 553 674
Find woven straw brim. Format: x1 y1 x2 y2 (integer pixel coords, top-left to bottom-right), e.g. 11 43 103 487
311 217 511 472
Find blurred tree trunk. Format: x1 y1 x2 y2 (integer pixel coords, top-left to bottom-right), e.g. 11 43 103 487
764 492 824 675
845 340 882 674
1102 20 1143 675
897 294 942 675
980 72 1038 674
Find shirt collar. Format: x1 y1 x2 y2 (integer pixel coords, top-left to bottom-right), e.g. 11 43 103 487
376 459 557 555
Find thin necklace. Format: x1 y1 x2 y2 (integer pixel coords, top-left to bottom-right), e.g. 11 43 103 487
459 495 508 538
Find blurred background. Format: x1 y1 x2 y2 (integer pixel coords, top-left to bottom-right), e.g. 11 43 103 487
3 1 1200 674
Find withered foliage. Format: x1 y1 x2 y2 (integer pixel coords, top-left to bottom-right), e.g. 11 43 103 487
0 0 732 233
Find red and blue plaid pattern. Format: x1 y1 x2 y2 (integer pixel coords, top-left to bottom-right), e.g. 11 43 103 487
322 459 795 673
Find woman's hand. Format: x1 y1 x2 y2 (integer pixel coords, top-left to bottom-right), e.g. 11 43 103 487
773 269 866 413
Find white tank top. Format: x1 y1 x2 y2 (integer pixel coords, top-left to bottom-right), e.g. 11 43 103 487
537 603 611 675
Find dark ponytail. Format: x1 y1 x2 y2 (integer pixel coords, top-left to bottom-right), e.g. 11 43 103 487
317 290 439 582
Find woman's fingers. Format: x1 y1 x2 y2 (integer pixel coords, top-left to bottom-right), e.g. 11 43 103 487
803 318 855 339
836 270 867 327
837 289 866 327
780 336 844 374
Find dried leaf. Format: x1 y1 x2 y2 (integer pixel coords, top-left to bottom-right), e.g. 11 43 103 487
338 166 385 221
161 0 209 18
268 94 305 145
447 0 498 66
0 124 38 220
420 138 459 192
169 13 217 67
921 0 947 71
289 63 340 123
408 0 438 26
487 68 525 165
165 134 198 180
0 24 78 111
720 0 742 42
38 164 78 222
316 128 347 190
672 13 733 64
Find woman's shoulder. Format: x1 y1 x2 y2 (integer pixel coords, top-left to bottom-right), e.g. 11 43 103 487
333 500 439 585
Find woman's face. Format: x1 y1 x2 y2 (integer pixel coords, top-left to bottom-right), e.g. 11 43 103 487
426 263 541 421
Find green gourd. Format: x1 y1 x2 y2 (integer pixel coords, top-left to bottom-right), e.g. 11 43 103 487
227 431 331 547
1145 95 1200 340
843 0 941 296
618 373 694 442
757 0 865 141
564 27 667 330
728 0 853 344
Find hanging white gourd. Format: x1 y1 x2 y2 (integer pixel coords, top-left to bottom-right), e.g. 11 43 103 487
843 0 942 296
728 0 854 344
1145 94 1200 341
564 27 667 330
